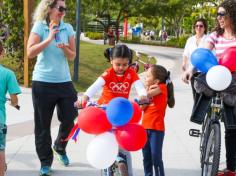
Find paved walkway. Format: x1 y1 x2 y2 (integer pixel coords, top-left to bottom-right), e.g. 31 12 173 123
5 38 227 176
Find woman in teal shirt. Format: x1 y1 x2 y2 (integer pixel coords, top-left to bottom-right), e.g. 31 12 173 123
27 0 77 175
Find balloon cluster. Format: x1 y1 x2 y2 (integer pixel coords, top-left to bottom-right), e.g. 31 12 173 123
191 48 235 91
68 97 147 169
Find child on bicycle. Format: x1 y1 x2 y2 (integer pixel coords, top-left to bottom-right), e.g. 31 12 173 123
141 65 175 176
75 44 148 176
0 41 21 175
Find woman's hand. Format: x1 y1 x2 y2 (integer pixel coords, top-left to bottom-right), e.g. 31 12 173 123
48 21 59 42
56 43 69 49
182 68 193 84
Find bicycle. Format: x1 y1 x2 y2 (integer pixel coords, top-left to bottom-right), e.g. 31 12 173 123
76 99 149 176
189 92 223 176
129 51 156 73
75 101 129 176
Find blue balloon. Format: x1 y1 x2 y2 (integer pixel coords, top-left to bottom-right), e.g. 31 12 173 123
106 97 134 127
191 48 218 73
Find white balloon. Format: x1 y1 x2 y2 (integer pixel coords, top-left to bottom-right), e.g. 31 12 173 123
206 65 232 91
86 132 118 169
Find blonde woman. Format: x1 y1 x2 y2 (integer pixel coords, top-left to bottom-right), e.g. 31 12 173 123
27 0 77 175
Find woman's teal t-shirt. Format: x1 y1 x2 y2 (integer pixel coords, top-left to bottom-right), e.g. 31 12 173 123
31 21 75 83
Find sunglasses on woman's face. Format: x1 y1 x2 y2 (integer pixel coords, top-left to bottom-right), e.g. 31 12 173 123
195 24 204 28
55 6 67 13
217 12 226 17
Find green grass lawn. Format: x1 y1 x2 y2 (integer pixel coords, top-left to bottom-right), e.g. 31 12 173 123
0 41 154 92
71 41 110 91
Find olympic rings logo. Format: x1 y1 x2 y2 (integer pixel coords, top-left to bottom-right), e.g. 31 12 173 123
109 82 130 93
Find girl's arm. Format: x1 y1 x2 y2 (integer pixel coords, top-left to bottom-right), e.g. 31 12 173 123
134 80 149 110
147 84 161 97
133 80 147 97
56 35 76 61
84 77 105 98
205 41 214 50
75 77 105 108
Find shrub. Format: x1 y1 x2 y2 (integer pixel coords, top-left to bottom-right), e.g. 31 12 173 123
85 32 104 40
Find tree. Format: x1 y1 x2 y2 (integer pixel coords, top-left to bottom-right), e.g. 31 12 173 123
81 0 140 42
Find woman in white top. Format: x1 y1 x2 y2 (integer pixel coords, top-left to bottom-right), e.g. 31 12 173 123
182 18 208 83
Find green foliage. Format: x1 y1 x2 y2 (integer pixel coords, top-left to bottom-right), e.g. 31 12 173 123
85 32 104 40
0 0 24 83
166 35 189 48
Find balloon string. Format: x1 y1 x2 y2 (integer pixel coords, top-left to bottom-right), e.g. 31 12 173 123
63 123 79 142
72 128 80 142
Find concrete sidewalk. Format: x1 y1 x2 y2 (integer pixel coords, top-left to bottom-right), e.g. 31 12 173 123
5 43 227 176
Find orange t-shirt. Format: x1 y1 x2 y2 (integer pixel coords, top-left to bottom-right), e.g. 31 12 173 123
142 83 168 131
97 67 139 105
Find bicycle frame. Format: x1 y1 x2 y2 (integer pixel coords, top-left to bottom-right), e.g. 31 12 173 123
197 93 223 176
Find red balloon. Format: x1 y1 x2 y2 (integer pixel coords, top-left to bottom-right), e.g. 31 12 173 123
77 106 112 134
128 101 142 123
219 47 236 72
115 123 147 151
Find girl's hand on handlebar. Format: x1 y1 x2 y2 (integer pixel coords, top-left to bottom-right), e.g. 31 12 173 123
75 95 89 108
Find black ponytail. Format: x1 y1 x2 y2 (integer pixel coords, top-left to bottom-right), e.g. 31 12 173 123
151 65 175 108
104 45 133 64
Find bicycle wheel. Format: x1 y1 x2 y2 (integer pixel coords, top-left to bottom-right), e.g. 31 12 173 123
201 123 221 176
200 113 211 168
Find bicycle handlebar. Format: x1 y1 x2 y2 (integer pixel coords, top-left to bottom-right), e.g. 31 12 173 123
74 99 150 110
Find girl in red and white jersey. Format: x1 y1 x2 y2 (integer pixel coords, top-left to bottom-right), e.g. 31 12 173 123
76 44 147 176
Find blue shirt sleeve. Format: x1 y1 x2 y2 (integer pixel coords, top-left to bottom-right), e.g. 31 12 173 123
31 21 44 39
66 24 75 38
7 70 21 95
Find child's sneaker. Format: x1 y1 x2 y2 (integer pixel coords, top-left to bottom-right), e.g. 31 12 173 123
53 148 69 166
39 166 52 176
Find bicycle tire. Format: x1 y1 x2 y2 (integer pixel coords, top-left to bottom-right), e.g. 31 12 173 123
200 113 211 168
201 123 221 176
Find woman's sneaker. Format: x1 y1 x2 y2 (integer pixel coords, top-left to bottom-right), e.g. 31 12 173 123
53 148 69 166
39 166 52 176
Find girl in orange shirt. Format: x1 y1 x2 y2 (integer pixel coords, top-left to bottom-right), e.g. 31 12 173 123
76 44 147 176
141 65 175 176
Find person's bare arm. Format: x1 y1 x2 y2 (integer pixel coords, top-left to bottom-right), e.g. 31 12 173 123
182 55 189 72
56 35 76 61
10 94 18 107
205 42 214 50
147 84 161 97
27 22 57 58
